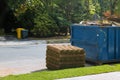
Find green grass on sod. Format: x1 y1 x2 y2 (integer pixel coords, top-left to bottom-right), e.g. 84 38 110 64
1 64 120 80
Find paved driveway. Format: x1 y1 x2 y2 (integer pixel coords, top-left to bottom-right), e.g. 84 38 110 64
0 40 47 76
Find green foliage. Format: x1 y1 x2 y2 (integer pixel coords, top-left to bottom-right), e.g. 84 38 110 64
5 0 120 37
17 9 35 30
98 0 119 16
53 0 91 22
32 14 58 37
115 0 120 15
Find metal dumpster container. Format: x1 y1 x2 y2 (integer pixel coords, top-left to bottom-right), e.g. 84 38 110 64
71 24 120 64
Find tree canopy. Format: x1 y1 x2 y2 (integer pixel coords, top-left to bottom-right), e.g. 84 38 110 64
0 0 119 36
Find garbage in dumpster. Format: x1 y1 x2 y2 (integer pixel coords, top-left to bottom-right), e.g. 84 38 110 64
79 20 120 26
79 11 120 27
79 20 113 26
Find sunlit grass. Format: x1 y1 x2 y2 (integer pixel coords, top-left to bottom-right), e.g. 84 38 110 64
1 64 120 80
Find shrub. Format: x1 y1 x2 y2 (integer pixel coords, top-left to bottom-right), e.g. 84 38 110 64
32 14 58 37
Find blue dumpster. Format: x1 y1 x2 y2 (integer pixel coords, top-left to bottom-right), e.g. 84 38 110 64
71 24 120 64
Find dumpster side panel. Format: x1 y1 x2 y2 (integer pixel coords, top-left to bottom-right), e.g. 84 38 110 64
116 27 120 59
71 26 100 61
97 28 108 61
98 27 116 61
108 28 116 60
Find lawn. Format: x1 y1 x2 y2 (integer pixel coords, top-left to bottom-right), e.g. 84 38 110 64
1 64 120 80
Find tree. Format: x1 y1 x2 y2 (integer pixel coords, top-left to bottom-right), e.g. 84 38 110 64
6 0 119 36
32 14 58 37
0 0 8 28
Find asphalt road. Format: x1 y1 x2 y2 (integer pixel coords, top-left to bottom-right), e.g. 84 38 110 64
0 40 47 76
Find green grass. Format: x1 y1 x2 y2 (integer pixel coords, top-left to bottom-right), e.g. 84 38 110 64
1 64 120 80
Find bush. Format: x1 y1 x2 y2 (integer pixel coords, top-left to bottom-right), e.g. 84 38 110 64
17 9 35 30
32 14 58 37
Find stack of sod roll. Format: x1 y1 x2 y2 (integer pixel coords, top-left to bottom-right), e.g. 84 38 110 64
46 45 85 70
